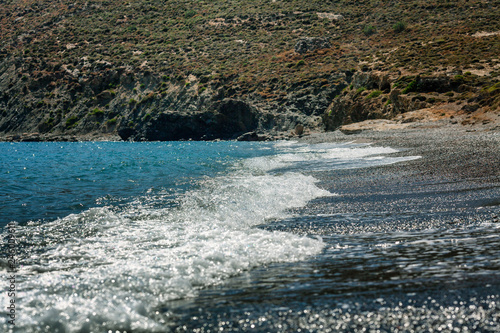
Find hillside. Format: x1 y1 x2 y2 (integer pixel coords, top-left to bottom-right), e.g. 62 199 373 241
0 0 499 141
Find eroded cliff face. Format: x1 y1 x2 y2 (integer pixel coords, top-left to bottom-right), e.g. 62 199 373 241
1 55 498 142
323 71 500 131
1 1 499 141
0 55 348 141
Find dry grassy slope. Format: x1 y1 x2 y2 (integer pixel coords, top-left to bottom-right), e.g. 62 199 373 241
0 0 499 140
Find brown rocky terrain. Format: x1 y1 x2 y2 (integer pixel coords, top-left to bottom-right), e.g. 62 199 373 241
0 0 498 141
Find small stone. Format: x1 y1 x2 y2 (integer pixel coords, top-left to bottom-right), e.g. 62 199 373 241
295 124 304 136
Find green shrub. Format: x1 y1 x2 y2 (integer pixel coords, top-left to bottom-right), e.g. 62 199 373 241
363 25 376 36
185 10 197 19
393 21 407 33
46 117 55 125
402 80 417 94
106 118 117 125
356 87 366 94
65 115 78 128
90 108 104 116
486 82 500 93
366 90 383 99
200 76 211 84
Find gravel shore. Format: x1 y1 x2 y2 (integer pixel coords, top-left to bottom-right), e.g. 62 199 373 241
171 124 500 332
302 124 500 183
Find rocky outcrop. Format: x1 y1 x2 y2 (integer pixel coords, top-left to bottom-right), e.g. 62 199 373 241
236 131 270 141
322 71 496 131
0 53 353 141
118 99 259 141
351 72 391 91
323 72 393 131
1 52 496 142
294 37 331 54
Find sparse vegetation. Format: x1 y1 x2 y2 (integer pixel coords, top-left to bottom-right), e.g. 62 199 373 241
90 108 104 116
363 25 376 36
0 0 498 139
393 21 407 33
366 90 383 99
65 116 79 129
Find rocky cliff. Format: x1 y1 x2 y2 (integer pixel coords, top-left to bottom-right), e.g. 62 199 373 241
0 54 345 141
0 0 498 141
323 71 500 131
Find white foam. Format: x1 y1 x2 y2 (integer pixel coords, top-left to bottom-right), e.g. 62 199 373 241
1 140 421 332
243 141 421 172
2 168 329 332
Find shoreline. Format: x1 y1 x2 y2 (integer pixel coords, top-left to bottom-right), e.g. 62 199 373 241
2 120 499 331
301 120 500 182
167 116 500 331
1 108 499 143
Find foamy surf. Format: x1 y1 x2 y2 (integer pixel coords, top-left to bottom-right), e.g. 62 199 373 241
2 161 330 332
244 141 421 172
1 140 421 332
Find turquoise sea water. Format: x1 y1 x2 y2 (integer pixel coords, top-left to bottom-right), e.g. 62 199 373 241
1 141 499 332
0 141 276 227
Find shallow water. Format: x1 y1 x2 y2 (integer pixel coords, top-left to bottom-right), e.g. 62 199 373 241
1 141 499 332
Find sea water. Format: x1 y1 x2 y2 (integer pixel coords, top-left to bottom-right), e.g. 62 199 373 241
1 141 498 332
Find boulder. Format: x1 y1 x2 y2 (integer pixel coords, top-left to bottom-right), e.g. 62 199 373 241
294 124 304 135
462 104 480 113
118 99 260 141
236 131 269 141
294 37 331 54
352 72 391 91
316 13 344 21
